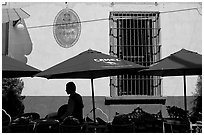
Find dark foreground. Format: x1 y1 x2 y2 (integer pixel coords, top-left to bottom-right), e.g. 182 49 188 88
2 120 202 133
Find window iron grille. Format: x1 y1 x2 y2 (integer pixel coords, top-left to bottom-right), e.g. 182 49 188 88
109 11 161 96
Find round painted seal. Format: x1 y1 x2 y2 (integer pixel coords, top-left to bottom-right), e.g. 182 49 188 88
53 8 81 48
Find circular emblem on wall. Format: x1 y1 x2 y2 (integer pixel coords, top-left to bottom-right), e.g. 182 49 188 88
53 8 81 48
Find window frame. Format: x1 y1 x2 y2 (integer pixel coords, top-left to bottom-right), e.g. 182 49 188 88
109 11 162 97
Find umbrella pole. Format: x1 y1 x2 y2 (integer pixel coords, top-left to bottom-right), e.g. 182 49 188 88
4 23 9 55
183 75 187 113
91 78 96 124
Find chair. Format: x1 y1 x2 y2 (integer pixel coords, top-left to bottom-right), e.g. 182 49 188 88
7 112 40 133
84 108 109 133
20 112 40 120
84 122 109 133
111 123 135 133
190 121 202 133
8 123 35 133
163 118 190 133
59 124 82 133
34 119 59 133
2 109 11 133
134 120 163 133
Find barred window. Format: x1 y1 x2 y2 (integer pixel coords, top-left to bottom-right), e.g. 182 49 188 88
109 11 161 96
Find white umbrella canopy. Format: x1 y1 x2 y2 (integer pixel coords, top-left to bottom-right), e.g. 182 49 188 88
2 8 30 23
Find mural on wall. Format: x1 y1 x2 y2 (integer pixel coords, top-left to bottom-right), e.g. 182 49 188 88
53 7 81 48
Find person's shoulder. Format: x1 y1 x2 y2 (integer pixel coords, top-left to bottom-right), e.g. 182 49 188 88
71 93 82 98
75 93 82 98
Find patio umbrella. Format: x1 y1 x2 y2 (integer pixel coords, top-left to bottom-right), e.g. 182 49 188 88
36 49 146 123
139 48 202 112
2 8 30 23
2 55 41 78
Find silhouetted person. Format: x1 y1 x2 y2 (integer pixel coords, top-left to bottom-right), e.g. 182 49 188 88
3 90 24 118
60 82 84 123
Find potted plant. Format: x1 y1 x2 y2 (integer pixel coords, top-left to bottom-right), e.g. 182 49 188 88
164 106 190 133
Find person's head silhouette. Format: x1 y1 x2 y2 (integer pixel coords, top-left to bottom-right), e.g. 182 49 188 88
65 82 76 95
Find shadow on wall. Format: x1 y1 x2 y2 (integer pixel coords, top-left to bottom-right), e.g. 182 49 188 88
23 96 195 121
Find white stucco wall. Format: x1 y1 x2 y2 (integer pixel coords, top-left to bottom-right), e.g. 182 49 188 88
5 2 202 96
22 2 111 96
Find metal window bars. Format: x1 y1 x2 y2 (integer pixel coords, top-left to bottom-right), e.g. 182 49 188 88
109 11 161 96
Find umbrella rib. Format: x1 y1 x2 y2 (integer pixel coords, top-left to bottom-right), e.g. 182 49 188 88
13 8 21 20
169 55 201 68
19 8 30 17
